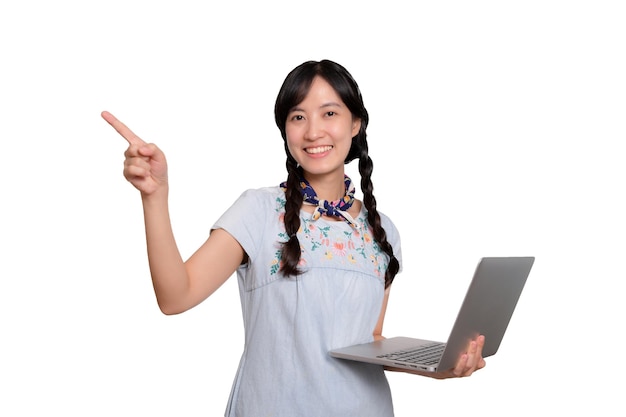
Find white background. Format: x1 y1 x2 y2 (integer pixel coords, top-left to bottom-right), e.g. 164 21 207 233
1 1 624 415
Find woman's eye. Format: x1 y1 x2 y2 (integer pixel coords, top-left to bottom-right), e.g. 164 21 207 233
326 111 336 117
291 115 304 121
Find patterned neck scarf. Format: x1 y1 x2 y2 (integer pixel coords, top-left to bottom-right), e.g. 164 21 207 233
280 175 359 227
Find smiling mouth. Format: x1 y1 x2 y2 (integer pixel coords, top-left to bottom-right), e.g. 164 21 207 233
305 145 333 154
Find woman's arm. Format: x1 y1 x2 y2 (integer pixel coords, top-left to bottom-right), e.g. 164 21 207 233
103 111 244 315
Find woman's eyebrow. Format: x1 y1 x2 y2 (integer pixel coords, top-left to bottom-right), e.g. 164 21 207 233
289 102 343 113
289 106 304 113
320 102 343 109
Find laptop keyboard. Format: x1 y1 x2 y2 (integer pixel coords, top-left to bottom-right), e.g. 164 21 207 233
376 342 445 366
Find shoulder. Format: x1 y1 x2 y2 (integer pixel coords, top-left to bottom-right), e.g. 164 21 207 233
359 205 402 249
235 186 286 212
377 210 397 229
362 206 399 240
239 186 283 199
371 208 402 257
216 186 286 226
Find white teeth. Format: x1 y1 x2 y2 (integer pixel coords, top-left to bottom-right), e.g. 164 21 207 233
306 145 333 154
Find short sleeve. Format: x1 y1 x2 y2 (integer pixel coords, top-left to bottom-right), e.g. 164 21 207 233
212 188 277 262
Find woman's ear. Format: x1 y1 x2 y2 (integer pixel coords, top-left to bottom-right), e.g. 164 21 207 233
351 118 362 137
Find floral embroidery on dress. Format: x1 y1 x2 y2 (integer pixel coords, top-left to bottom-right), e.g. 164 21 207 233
270 194 387 277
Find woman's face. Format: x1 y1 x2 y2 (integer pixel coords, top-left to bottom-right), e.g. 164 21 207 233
285 76 361 181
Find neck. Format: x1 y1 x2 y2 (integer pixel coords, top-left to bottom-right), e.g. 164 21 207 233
303 171 346 201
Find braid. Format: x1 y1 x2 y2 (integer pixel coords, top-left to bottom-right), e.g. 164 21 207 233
359 149 400 289
279 154 304 277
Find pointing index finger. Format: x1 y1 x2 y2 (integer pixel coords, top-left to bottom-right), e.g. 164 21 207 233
101 111 146 146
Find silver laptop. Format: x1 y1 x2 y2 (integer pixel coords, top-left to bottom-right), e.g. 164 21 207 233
329 256 535 372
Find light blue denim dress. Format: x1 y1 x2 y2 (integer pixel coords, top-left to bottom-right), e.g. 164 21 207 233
213 187 403 417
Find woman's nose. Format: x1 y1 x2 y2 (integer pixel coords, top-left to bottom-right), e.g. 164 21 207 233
304 118 323 141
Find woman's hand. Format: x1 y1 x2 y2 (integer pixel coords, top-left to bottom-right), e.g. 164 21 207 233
102 111 168 196
435 335 486 379
384 335 487 379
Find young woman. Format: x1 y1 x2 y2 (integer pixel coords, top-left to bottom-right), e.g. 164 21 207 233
102 59 485 416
